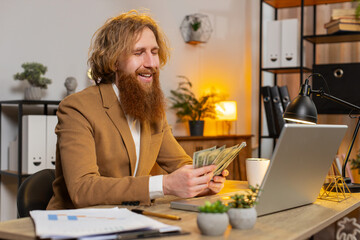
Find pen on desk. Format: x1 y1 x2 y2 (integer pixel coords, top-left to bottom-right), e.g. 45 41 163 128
131 209 181 220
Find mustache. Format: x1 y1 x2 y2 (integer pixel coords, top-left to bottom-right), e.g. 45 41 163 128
135 68 158 75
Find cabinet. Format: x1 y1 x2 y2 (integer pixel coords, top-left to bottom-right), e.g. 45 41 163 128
258 0 360 157
0 100 60 188
150 135 253 181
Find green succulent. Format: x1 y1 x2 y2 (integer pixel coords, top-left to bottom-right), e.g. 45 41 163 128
198 200 229 213
14 62 52 89
229 185 260 208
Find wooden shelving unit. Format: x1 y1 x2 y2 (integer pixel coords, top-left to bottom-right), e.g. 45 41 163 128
258 0 356 157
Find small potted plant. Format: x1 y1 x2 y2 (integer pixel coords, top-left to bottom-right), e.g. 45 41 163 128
227 185 260 229
14 62 52 100
188 15 202 43
197 200 229 236
169 75 220 136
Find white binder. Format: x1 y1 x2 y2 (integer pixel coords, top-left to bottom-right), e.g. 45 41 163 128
8 138 18 172
46 116 57 169
264 20 281 68
280 19 299 67
22 115 47 174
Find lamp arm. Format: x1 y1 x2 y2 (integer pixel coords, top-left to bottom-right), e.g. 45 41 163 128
342 118 360 179
312 89 360 112
311 89 360 180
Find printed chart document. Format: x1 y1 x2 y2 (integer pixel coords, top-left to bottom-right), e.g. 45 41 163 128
30 207 181 239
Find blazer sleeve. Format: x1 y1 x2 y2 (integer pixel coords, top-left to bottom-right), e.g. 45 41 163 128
56 98 152 208
155 119 192 173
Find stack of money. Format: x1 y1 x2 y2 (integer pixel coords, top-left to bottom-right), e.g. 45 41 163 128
193 142 246 175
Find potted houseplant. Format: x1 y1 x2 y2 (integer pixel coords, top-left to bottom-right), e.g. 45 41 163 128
14 62 52 100
189 15 202 43
197 200 229 236
227 185 260 229
169 75 219 136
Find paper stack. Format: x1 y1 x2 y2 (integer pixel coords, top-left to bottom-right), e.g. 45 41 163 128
30 208 181 239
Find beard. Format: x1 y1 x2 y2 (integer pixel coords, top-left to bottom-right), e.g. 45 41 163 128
115 69 165 123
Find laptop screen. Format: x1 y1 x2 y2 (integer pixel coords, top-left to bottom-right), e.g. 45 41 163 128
170 124 347 216
255 124 347 216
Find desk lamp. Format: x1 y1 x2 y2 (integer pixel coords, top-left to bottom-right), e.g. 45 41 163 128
215 101 237 135
283 74 360 192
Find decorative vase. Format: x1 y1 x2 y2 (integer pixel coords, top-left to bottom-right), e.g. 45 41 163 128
227 207 257 229
189 120 204 136
24 86 42 100
197 212 229 236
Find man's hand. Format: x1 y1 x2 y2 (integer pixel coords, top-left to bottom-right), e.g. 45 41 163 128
208 169 229 193
163 165 216 198
197 169 229 196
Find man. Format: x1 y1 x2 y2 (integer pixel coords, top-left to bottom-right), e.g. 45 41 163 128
47 10 227 210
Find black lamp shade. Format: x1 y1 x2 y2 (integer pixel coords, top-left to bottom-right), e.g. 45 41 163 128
283 95 318 124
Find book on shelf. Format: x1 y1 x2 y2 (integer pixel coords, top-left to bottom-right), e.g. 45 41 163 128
325 17 360 29
326 22 360 35
331 8 356 20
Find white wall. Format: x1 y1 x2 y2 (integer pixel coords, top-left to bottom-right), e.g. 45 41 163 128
0 0 259 220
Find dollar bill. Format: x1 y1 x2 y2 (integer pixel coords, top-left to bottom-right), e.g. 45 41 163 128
192 142 247 176
212 145 240 175
193 146 216 168
204 145 225 166
214 142 247 175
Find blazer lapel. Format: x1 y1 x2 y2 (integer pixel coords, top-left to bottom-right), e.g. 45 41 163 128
99 83 137 176
137 121 151 176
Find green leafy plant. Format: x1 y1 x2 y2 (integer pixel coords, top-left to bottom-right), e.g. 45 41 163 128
354 0 360 18
14 62 52 89
198 200 229 213
229 185 260 208
351 150 360 174
169 75 220 122
191 17 201 31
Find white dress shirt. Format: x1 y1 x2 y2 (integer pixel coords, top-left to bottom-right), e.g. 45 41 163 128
112 83 164 199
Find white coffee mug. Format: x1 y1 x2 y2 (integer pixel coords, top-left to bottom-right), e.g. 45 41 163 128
246 158 270 187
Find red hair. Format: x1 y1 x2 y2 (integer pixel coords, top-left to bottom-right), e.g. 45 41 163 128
88 10 170 83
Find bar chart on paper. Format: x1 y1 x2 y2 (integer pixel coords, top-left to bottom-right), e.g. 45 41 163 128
30 208 180 239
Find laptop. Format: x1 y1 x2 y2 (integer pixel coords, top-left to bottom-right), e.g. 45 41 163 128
170 124 348 216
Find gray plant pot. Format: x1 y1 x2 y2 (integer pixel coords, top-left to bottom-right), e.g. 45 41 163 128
197 212 229 236
189 120 204 136
24 86 42 100
227 207 257 229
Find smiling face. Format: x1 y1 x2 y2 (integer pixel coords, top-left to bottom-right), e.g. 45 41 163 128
116 27 160 90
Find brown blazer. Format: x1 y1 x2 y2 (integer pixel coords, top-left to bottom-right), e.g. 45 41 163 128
47 83 192 210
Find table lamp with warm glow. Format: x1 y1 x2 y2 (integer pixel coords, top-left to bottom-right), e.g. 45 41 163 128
283 74 360 192
215 101 237 135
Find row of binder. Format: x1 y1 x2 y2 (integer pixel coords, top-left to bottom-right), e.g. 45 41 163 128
261 86 290 137
9 115 57 174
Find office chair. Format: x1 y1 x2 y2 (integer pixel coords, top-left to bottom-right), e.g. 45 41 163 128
17 169 55 218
